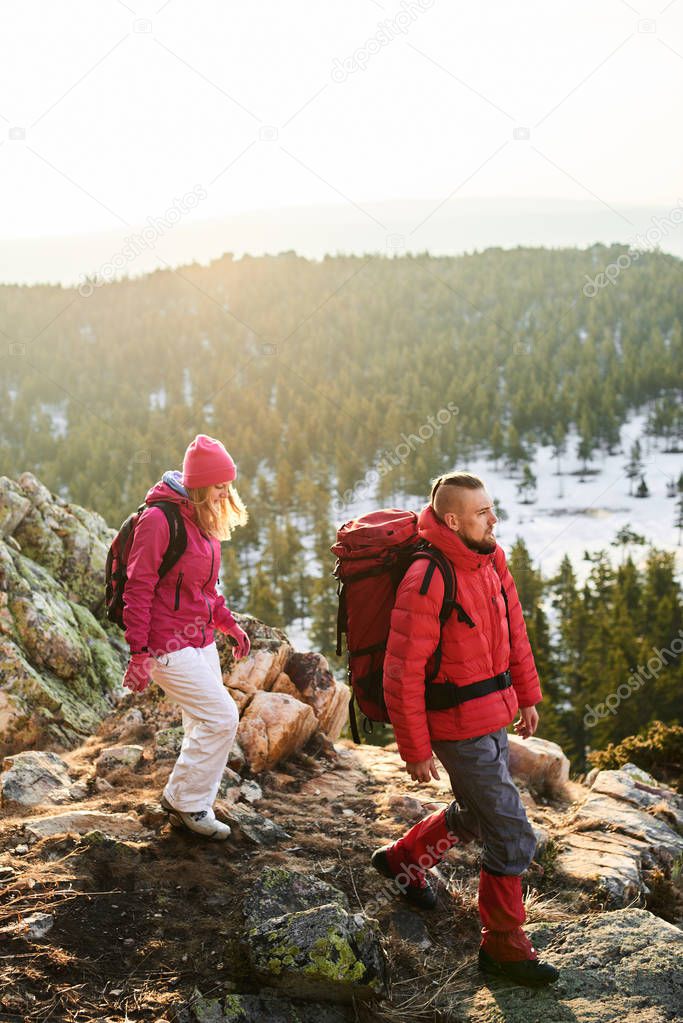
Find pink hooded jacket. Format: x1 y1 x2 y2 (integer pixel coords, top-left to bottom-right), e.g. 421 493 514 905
122 471 237 656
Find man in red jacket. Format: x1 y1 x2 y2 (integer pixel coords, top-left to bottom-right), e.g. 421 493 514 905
371 472 558 988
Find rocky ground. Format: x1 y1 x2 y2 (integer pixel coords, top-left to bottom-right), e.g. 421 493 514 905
1 684 681 1023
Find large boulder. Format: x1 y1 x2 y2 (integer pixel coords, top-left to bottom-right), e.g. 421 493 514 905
224 645 292 713
237 691 317 773
0 509 125 754
277 651 350 740
434 909 683 1022
556 765 683 907
9 473 114 612
243 867 388 1003
507 735 570 792
0 750 83 809
590 763 683 831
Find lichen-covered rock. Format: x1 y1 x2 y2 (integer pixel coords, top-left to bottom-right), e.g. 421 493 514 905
0 528 125 754
0 749 77 809
95 744 144 774
237 691 317 773
245 902 388 1003
188 989 223 1023
12 472 114 612
282 652 350 741
0 477 31 538
246 867 349 928
219 993 349 1023
0 634 120 754
243 869 388 1003
230 613 291 654
535 910 680 1021
507 735 570 792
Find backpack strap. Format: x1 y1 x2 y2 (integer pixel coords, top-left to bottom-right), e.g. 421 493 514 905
148 501 188 578
410 545 474 684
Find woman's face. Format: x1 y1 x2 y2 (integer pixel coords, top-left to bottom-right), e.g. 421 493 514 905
208 481 232 507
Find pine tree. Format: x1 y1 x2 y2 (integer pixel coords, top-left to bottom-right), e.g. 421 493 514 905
490 420 505 469
610 525 646 564
676 495 683 546
635 476 649 498
516 463 537 504
625 440 643 496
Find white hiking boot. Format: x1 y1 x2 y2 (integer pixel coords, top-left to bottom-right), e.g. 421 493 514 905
160 795 231 841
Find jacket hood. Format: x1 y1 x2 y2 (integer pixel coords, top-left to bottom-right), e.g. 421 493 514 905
417 503 497 572
144 471 193 513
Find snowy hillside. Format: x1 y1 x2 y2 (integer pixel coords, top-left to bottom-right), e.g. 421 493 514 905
286 412 682 652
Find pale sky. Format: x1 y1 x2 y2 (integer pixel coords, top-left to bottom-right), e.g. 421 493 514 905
1 0 682 242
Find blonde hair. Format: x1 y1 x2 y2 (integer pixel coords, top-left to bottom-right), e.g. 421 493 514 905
430 472 485 520
186 482 248 541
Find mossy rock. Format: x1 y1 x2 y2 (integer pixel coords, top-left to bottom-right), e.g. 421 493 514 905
245 902 388 1003
220 992 350 1022
244 866 349 929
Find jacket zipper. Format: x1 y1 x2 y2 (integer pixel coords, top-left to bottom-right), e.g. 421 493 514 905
488 578 503 659
200 536 215 643
174 572 183 611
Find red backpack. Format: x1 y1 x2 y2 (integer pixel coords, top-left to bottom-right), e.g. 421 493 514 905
104 501 187 628
332 509 462 742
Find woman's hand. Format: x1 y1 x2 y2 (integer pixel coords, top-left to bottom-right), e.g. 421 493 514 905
123 652 153 693
223 622 250 660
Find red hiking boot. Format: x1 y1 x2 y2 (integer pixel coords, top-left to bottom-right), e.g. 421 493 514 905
371 808 459 910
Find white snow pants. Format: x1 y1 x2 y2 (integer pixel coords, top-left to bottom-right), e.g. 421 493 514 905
149 642 239 812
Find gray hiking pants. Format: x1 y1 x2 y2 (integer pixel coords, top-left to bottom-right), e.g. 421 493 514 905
431 727 537 876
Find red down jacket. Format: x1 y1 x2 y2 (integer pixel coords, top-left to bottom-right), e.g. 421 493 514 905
383 504 542 763
122 471 237 656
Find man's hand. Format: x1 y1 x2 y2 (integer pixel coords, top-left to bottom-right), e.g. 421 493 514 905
513 705 539 739
404 756 440 783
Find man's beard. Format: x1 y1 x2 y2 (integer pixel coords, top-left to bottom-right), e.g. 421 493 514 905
459 530 496 555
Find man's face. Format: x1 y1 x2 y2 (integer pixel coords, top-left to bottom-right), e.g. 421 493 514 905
443 487 497 554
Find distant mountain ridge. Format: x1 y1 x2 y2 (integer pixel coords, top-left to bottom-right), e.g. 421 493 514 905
3 196 682 286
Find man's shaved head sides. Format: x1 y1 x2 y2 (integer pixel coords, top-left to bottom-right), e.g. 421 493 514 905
431 472 486 521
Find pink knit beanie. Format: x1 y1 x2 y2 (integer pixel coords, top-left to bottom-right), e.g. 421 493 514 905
182 434 236 488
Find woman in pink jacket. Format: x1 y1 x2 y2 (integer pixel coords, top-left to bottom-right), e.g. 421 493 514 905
122 434 250 841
